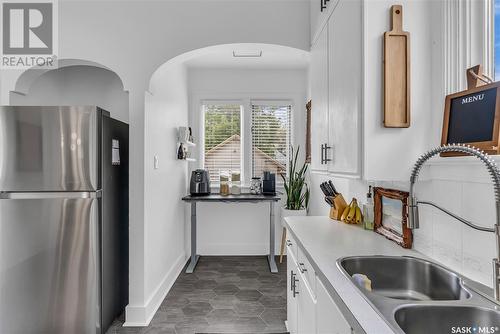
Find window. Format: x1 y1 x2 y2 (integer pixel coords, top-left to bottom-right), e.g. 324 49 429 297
251 103 291 178
203 103 242 182
202 100 292 185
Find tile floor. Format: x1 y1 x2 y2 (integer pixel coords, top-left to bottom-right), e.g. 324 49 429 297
107 256 287 334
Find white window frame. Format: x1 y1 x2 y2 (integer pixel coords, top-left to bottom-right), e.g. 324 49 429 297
200 100 245 184
249 100 293 184
442 0 494 93
199 98 294 186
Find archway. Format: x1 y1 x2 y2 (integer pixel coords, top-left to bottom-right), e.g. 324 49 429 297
130 42 309 325
10 59 129 122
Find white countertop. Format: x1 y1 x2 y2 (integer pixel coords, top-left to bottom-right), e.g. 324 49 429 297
284 216 422 334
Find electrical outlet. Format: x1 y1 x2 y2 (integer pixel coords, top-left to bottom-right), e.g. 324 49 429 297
154 155 159 169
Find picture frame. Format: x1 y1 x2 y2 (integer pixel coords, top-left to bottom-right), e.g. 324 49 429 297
373 187 412 249
441 80 500 156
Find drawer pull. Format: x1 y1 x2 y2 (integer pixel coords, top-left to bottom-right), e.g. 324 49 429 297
299 262 308 273
286 240 292 246
293 276 299 297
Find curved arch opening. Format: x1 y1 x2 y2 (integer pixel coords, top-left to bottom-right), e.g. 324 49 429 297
141 43 310 317
11 59 129 122
148 43 309 94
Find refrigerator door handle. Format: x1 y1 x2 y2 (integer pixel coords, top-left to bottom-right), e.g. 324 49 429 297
0 190 102 199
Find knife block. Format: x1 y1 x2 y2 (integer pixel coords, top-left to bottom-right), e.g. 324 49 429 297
329 194 348 221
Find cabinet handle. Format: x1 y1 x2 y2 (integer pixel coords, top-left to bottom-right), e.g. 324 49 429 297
293 276 299 297
286 240 292 246
320 0 326 12
299 262 308 273
290 270 296 291
320 144 324 165
323 144 332 164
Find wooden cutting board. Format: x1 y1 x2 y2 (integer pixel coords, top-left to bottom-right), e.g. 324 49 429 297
383 5 410 128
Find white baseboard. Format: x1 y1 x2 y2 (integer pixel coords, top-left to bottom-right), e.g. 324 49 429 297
124 253 188 327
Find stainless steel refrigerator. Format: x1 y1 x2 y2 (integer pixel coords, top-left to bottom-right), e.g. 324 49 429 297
0 106 129 334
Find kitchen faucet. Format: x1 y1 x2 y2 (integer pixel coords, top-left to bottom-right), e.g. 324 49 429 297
408 143 500 302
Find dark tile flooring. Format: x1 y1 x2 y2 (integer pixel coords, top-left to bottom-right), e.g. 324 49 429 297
107 256 287 334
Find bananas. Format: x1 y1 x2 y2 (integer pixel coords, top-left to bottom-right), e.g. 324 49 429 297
341 198 363 225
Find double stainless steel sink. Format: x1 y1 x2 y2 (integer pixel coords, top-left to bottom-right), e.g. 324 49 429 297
338 256 500 334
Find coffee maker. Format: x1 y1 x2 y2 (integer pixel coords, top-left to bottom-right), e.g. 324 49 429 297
262 171 276 196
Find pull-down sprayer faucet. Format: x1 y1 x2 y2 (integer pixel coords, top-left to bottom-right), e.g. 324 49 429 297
408 144 500 301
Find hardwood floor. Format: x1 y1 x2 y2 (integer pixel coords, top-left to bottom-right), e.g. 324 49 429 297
107 256 287 334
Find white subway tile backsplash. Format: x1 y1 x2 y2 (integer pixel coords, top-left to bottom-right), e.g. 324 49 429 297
460 182 495 228
461 226 495 286
431 180 463 213
413 206 433 257
432 213 463 271
412 163 496 287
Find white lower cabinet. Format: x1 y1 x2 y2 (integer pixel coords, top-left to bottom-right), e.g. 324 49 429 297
287 239 353 334
287 247 298 334
297 272 316 334
316 277 352 334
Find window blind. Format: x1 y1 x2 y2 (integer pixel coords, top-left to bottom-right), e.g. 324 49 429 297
203 104 242 182
251 103 291 178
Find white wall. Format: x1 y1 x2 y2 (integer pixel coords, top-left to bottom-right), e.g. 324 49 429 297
9 65 129 122
127 63 190 325
188 68 308 255
362 0 436 181
0 0 310 326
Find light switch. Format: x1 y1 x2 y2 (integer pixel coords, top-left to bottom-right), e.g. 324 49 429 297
154 155 159 169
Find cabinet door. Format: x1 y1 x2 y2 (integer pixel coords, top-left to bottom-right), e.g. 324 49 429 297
327 0 362 176
316 276 352 334
297 271 316 334
310 25 329 172
287 247 298 334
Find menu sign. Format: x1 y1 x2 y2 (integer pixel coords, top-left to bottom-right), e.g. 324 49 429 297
447 87 497 144
441 81 500 156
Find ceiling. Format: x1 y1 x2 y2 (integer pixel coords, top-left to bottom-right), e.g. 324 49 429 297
184 46 309 70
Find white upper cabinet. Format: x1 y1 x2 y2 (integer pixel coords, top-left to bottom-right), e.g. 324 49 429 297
310 25 329 172
309 0 362 177
327 0 362 176
310 0 341 45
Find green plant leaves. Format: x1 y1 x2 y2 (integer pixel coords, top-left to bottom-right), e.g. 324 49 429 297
282 145 310 210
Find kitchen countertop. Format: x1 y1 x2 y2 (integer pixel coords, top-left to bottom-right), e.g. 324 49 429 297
284 216 424 334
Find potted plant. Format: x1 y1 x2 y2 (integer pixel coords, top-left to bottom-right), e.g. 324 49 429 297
279 146 309 263
281 146 310 217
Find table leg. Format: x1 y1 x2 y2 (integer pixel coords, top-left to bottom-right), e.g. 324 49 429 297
267 201 278 273
186 202 200 273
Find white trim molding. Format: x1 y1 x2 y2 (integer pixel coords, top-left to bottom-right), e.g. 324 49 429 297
443 0 494 94
124 253 187 327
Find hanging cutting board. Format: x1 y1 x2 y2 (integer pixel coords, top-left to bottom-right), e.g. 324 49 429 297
383 5 410 128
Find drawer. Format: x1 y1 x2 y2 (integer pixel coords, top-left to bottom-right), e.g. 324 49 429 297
297 246 316 295
285 230 297 259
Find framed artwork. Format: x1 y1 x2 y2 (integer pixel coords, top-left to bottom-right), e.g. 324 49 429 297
373 187 412 249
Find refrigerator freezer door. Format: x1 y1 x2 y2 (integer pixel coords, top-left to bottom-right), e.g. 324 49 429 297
0 106 101 191
0 195 101 334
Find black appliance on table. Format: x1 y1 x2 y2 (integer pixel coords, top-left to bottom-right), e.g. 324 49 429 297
190 169 211 196
262 171 276 196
